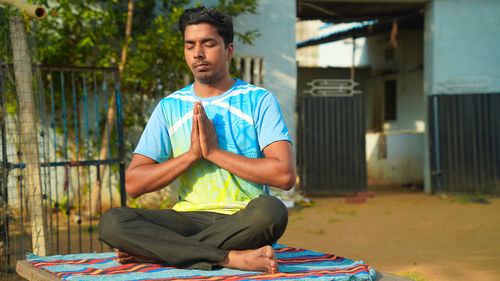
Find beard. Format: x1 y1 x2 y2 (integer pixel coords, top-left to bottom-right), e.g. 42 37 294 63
192 63 225 85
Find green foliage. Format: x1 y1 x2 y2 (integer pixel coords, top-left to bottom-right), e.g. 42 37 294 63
34 0 257 158
2 0 259 116
128 197 143 209
1 0 259 206
55 196 70 217
31 0 258 96
160 198 171 209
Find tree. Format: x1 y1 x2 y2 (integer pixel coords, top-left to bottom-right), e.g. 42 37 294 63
1 0 259 214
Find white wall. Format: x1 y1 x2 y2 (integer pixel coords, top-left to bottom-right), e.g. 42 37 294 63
296 20 321 67
365 29 424 133
366 132 424 186
363 28 425 186
425 0 500 95
192 0 297 145
231 0 297 145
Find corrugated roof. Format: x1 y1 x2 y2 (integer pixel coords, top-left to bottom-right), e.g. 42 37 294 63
297 10 423 49
297 21 377 49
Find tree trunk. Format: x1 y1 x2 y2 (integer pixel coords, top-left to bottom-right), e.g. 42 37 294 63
10 16 48 256
89 0 133 217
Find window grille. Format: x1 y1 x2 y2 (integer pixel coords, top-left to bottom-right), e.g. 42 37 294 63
232 56 264 87
384 79 397 121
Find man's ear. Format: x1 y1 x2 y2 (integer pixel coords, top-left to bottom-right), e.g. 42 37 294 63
226 42 234 60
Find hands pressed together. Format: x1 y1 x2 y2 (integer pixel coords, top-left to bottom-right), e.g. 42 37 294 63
189 101 220 161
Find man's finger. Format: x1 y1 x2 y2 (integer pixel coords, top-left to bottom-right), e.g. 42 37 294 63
198 102 208 118
192 110 198 131
197 114 206 134
194 102 201 116
193 103 202 133
198 104 211 125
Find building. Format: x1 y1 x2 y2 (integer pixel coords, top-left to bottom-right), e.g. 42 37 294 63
296 0 500 194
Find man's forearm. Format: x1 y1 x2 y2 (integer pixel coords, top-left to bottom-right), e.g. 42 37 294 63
125 152 198 198
127 104 203 199
205 145 295 190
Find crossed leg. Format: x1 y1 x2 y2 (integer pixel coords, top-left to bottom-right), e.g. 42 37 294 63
116 245 278 273
98 195 287 273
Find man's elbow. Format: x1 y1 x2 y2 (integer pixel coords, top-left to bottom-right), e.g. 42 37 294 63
127 189 140 199
125 175 141 199
276 170 296 190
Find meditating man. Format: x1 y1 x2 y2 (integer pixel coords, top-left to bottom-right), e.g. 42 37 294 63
98 6 295 273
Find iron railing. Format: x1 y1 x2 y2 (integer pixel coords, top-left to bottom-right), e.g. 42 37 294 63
0 63 126 279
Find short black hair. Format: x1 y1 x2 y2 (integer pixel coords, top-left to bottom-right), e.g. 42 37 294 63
178 7 234 48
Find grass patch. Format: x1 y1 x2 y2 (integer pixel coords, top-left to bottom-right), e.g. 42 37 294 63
327 217 340 223
398 271 429 281
334 208 357 216
82 224 98 234
290 215 304 221
306 229 325 235
441 193 490 204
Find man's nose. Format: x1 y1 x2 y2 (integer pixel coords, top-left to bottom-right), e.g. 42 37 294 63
193 44 204 59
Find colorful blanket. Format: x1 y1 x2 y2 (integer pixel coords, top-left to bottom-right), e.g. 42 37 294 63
26 245 376 281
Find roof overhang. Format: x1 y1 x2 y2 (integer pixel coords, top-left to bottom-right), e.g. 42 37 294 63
297 0 427 48
298 0 428 23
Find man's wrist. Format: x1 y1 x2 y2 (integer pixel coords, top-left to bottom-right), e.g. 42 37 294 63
185 150 201 164
205 147 223 163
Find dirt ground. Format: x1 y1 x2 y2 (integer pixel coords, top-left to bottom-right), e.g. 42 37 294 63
278 187 500 281
5 188 498 281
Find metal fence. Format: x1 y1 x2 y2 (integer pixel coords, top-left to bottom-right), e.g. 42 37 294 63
0 63 125 279
428 93 500 194
297 94 367 194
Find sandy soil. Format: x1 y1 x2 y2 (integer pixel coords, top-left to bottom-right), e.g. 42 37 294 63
5 188 498 281
278 188 500 281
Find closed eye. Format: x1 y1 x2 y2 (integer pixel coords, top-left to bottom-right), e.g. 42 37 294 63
202 38 217 47
184 40 194 50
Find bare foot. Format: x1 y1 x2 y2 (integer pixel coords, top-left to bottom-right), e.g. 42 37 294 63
219 245 278 273
115 249 161 264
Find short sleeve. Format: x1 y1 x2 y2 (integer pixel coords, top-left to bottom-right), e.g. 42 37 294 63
254 92 292 151
133 102 172 163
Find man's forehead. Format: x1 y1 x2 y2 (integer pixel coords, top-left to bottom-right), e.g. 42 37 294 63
184 23 220 40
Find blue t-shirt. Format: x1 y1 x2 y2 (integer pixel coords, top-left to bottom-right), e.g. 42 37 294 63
134 79 291 214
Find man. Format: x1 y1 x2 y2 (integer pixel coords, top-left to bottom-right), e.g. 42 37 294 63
98 7 295 274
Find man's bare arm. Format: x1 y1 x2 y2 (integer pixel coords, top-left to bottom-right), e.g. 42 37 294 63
195 102 296 190
125 105 203 198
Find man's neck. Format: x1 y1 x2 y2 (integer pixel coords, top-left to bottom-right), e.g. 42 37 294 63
193 77 235 98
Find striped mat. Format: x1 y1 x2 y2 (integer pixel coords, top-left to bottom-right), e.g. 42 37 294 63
26 245 376 281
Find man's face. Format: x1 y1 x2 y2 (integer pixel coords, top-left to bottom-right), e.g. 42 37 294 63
184 23 233 85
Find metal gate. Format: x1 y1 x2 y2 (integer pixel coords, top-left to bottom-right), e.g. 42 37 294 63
0 63 125 278
428 93 500 194
297 93 367 194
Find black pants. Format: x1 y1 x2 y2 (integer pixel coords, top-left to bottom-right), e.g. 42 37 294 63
98 195 288 270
